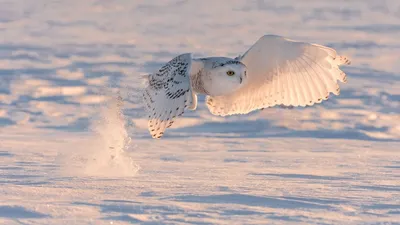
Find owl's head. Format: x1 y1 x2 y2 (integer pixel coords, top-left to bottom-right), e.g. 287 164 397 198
200 58 247 96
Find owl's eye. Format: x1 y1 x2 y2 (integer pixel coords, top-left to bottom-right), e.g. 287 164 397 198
226 70 235 76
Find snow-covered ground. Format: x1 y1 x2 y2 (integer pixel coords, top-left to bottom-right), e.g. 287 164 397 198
1 0 399 224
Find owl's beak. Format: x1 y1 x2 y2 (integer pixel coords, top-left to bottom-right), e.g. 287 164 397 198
239 76 243 84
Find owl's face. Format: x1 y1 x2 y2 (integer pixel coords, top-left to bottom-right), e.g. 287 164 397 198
202 59 247 96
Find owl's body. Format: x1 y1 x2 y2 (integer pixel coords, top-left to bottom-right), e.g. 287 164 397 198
142 35 351 139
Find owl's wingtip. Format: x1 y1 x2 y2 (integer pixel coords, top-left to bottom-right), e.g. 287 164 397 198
151 133 164 139
336 56 351 66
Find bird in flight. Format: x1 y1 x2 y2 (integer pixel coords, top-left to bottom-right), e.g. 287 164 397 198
142 35 351 139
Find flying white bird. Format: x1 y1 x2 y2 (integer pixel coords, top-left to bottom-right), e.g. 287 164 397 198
142 35 351 139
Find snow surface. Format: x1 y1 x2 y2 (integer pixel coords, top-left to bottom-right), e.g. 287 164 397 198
1 0 399 224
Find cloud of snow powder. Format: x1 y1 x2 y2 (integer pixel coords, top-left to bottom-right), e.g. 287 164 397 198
57 91 140 177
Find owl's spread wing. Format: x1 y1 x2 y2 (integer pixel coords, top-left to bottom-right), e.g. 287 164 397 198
206 35 351 116
142 53 196 138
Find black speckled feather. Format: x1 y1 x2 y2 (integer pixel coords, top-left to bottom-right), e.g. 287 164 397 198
142 53 193 139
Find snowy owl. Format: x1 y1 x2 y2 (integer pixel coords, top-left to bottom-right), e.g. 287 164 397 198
142 35 351 139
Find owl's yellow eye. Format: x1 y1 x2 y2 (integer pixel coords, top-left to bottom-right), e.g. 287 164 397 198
226 70 235 76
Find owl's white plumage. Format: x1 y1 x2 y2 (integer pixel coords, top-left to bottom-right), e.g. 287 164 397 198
142 35 351 138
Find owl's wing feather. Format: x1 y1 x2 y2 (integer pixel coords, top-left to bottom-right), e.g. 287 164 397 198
206 35 350 116
143 53 195 138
